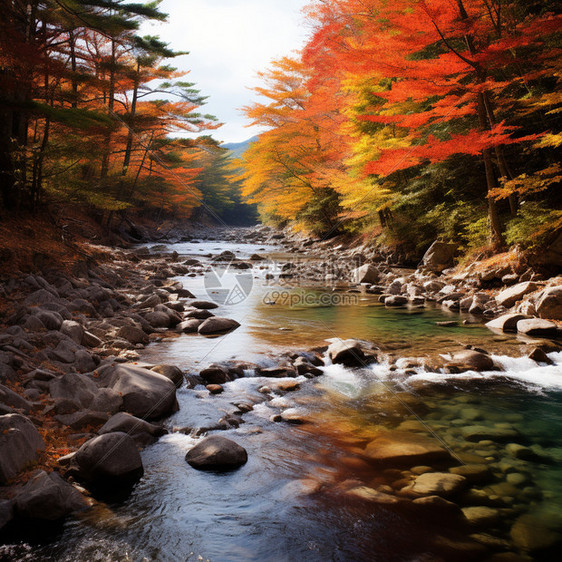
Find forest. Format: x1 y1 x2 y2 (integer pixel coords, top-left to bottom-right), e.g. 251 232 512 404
237 0 561 261
0 0 255 236
0 0 560 261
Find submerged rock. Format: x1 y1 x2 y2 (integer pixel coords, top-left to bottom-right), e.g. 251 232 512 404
401 472 466 498
185 435 248 470
363 430 451 466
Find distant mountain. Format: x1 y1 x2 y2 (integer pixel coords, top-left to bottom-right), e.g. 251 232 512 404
222 136 259 159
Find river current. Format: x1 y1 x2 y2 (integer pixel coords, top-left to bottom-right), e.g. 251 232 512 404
6 238 562 562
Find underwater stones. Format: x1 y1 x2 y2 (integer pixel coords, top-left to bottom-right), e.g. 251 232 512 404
505 443 551 463
461 425 520 443
401 472 466 498
449 464 493 484
363 430 452 466
412 495 463 519
185 435 248 471
510 513 562 554
462 506 501 527
346 486 401 505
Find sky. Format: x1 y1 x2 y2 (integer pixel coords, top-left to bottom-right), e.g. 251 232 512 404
141 0 310 145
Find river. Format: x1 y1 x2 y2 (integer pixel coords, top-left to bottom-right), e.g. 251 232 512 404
13 238 562 561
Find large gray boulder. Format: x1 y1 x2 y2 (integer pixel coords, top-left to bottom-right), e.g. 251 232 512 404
72 432 143 490
150 364 184 387
420 241 457 273
495 282 538 308
104 364 178 420
352 264 380 284
198 317 240 335
536 286 562 320
99 412 166 447
15 470 88 520
185 435 247 471
49 372 98 410
364 430 451 466
0 414 45 483
328 339 369 367
0 384 33 412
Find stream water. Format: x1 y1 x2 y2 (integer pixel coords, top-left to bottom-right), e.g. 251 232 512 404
8 239 562 561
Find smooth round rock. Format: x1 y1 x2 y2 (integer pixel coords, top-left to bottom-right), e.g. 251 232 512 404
185 435 247 471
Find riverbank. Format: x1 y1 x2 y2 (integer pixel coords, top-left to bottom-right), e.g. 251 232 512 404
1 225 562 560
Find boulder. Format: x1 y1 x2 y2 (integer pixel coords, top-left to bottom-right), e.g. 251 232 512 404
185 435 248 471
150 364 184 387
89 388 123 414
364 430 451 466
448 350 494 371
0 384 33 412
184 308 214 320
178 319 201 333
49 372 98 409
385 295 408 307
72 432 143 490
0 414 45 483
116 324 149 345
420 241 457 273
486 313 528 333
198 317 240 335
99 412 166 447
144 310 172 328
328 339 368 367
55 410 110 430
34 310 63 331
401 472 466 498
0 499 13 531
105 364 177 420
495 282 538 308
516 318 559 337
60 320 84 344
14 470 88 520
199 365 231 384
352 264 380 284
190 300 219 310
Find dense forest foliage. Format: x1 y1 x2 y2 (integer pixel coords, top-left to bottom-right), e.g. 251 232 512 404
0 0 254 229
237 0 561 257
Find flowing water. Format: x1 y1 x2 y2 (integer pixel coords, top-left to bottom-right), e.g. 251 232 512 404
7 239 562 561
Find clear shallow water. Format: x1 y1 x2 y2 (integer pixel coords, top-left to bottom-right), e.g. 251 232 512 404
11 239 562 562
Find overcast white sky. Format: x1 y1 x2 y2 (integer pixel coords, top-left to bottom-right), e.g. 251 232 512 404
141 0 310 144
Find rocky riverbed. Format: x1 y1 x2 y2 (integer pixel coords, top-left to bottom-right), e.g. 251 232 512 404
1 225 561 561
